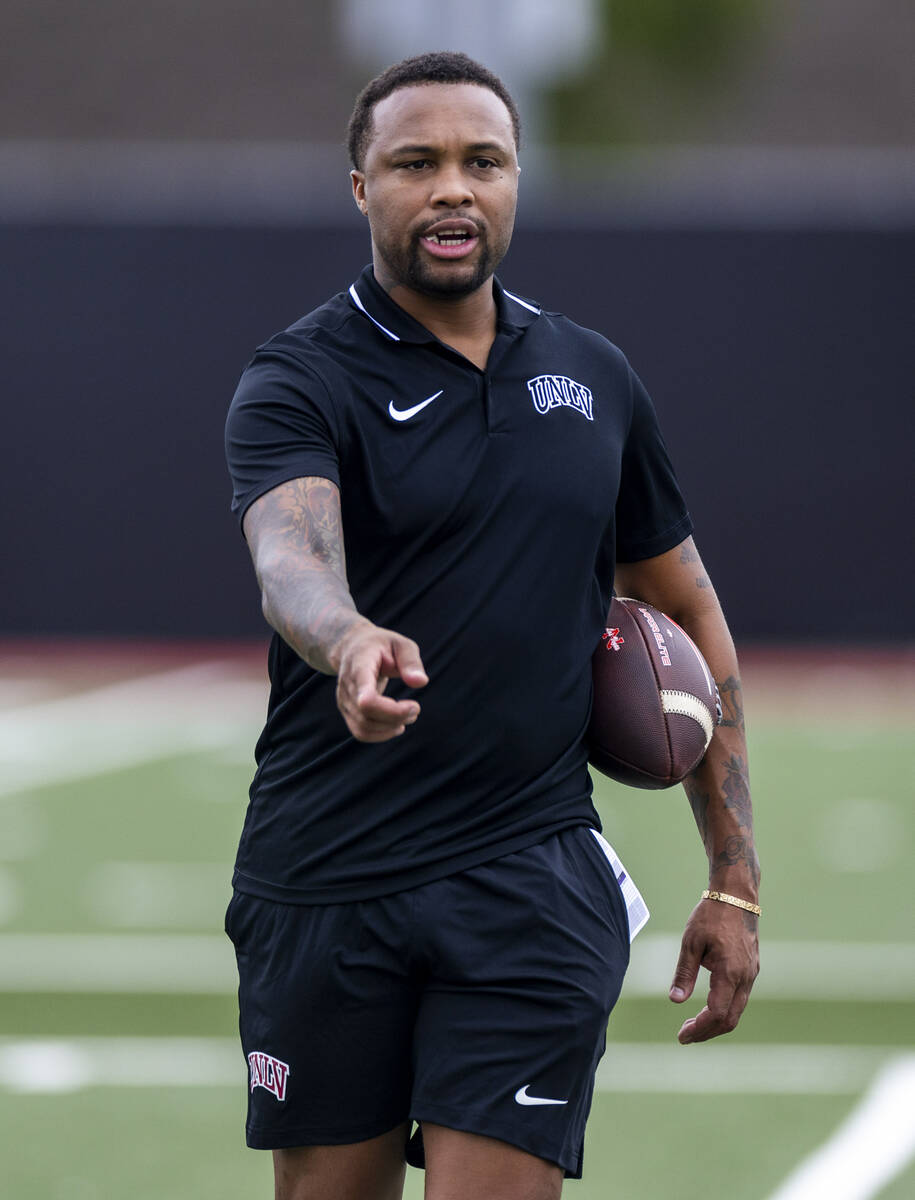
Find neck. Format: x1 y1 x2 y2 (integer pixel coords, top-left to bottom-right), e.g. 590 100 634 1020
375 269 498 353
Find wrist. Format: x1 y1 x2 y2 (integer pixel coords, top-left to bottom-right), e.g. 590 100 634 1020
707 865 760 905
325 614 374 675
702 889 761 917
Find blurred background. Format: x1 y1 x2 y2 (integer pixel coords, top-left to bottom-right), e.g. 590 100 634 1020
1 2 913 1198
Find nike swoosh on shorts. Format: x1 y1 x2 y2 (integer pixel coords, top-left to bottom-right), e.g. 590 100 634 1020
514 1085 568 1106
388 390 443 422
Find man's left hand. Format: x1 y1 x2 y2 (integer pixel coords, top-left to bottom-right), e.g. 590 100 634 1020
668 898 759 1044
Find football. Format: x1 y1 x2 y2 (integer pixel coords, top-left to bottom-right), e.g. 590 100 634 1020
588 597 721 789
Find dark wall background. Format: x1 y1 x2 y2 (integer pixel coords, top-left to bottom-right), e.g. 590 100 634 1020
2 223 911 642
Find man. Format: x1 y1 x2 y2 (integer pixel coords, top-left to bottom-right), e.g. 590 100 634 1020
225 51 759 1200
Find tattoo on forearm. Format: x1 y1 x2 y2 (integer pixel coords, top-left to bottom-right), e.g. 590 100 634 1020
695 575 711 588
716 755 760 887
722 754 753 829
248 478 359 672
714 834 761 889
716 834 753 868
684 777 710 844
718 675 745 732
687 747 760 891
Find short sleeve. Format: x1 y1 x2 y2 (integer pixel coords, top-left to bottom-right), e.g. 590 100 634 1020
615 365 693 562
225 347 341 527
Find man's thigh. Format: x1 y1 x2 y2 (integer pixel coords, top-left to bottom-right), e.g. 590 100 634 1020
272 1124 410 1200
226 889 419 1150
422 1125 562 1200
409 827 632 1181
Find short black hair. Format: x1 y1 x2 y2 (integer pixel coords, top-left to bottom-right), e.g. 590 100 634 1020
347 51 521 171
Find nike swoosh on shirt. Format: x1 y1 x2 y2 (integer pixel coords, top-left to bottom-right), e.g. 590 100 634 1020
514 1085 568 1107
388 390 444 422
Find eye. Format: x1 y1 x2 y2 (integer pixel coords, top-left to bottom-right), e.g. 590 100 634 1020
470 157 498 170
399 159 431 171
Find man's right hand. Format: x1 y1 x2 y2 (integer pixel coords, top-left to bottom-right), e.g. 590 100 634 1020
243 476 428 740
334 620 429 742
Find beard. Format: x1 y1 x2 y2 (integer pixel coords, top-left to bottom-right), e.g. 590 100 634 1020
402 240 493 297
375 222 511 298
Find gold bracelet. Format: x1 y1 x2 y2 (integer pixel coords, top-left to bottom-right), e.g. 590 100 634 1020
702 889 761 916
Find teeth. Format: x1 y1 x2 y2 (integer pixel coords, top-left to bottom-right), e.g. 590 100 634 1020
427 231 469 244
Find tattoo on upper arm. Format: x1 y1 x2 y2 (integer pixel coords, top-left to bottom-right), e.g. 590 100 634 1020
677 541 711 588
718 676 745 732
267 477 346 576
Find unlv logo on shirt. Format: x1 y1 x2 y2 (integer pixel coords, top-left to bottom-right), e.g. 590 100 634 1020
248 1051 290 1101
527 375 594 421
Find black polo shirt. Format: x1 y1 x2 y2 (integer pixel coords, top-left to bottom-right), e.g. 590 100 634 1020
225 265 692 903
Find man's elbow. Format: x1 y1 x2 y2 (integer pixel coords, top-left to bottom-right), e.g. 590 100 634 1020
251 553 293 632
668 583 724 629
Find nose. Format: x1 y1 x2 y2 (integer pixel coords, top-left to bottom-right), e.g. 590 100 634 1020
429 163 474 208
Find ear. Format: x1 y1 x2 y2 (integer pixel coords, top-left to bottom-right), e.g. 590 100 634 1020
351 170 368 217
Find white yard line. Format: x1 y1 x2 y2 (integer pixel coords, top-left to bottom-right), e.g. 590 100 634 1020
84 862 233 928
1 932 913 998
0 664 266 797
0 1037 243 1093
628 934 915 1001
766 1055 915 1200
0 934 237 992
595 1044 896 1095
0 1038 899 1097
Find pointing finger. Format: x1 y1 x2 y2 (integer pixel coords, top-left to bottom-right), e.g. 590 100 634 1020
392 638 428 689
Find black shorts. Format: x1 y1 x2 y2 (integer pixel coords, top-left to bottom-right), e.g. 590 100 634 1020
225 825 635 1178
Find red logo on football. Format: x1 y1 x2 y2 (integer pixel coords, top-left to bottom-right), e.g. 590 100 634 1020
602 627 625 652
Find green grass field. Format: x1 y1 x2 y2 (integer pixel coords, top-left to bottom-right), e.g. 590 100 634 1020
0 646 912 1199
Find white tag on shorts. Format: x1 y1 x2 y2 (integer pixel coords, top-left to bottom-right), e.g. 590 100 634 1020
590 829 650 942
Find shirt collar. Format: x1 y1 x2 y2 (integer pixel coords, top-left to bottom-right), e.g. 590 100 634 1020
348 264 541 346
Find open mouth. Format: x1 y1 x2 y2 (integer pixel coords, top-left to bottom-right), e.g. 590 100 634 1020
421 226 480 259
425 230 472 246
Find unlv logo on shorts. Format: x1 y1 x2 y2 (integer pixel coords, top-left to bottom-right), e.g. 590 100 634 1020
248 1051 290 1102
